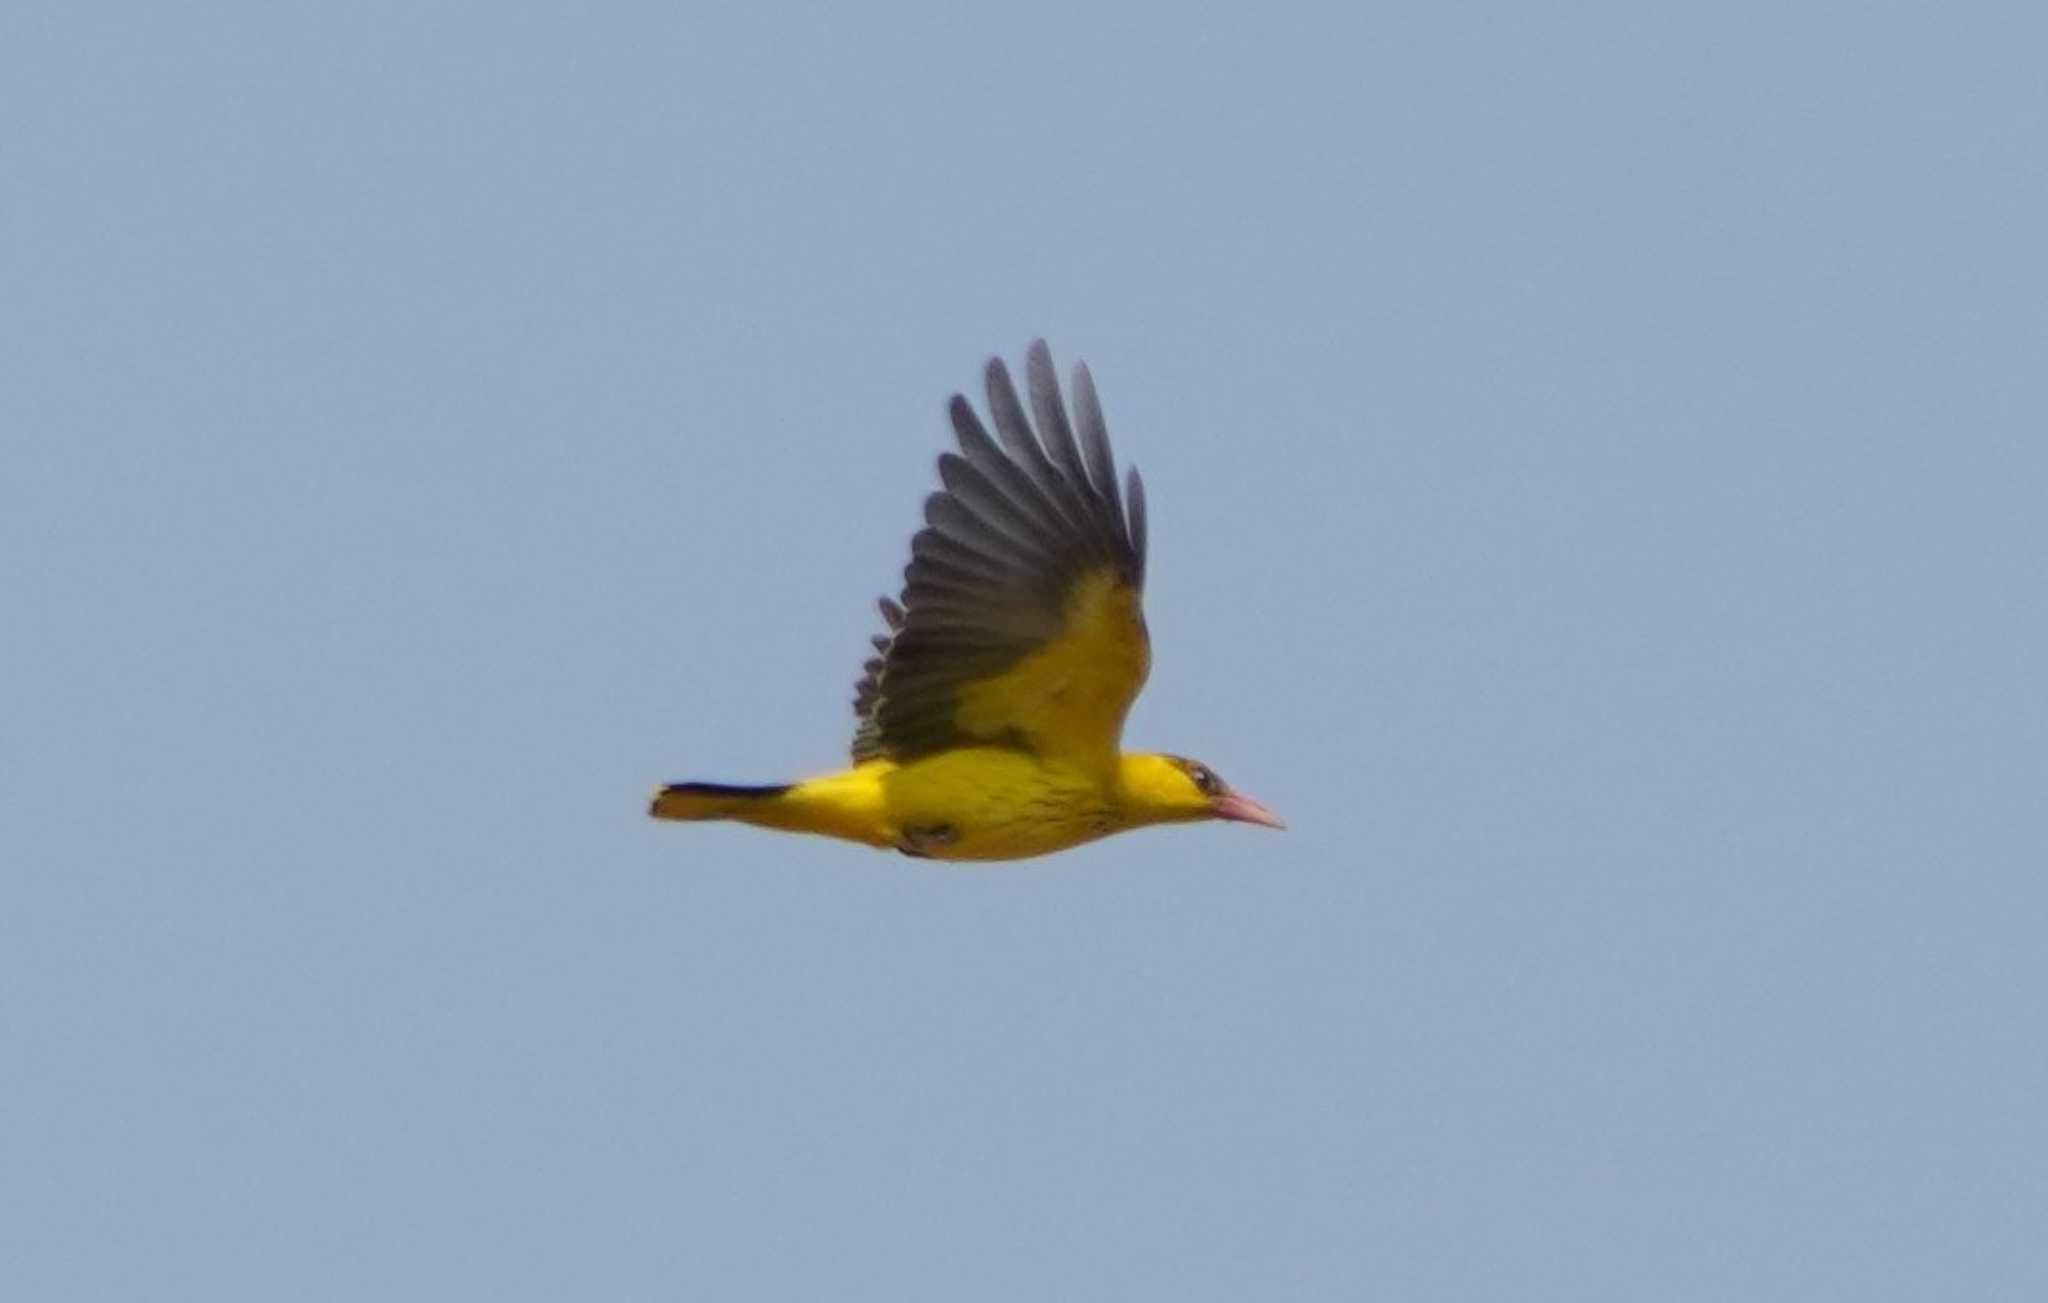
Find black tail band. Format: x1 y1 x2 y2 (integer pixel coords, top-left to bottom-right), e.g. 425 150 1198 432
658 782 792 799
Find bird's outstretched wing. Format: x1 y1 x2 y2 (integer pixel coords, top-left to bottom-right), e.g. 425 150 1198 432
852 340 1149 771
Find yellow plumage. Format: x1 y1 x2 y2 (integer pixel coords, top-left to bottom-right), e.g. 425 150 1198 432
650 752 1224 862
650 341 1281 862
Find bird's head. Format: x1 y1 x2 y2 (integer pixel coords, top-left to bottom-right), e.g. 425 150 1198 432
1118 753 1286 830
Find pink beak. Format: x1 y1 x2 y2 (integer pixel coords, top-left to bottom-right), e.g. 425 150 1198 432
1213 792 1287 830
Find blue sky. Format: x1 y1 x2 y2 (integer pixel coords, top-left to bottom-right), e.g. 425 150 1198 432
6 2 2045 1298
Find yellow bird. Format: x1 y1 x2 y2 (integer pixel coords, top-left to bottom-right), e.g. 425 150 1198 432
650 340 1283 861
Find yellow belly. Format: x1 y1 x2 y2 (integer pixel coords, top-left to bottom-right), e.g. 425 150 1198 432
881 748 1117 861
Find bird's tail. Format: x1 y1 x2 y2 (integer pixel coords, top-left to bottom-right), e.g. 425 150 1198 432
649 781 794 822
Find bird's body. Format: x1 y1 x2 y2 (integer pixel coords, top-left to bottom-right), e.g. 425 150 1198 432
651 341 1281 862
653 747 1222 862
655 753 1105 861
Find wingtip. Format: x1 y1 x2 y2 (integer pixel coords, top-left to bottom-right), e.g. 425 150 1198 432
1025 339 1058 390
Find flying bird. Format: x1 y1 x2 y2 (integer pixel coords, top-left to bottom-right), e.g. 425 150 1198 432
650 340 1283 861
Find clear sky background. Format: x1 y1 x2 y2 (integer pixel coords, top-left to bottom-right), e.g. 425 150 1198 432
6 3 2044 1299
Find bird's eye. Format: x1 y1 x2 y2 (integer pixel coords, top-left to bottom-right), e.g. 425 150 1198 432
1189 764 1219 795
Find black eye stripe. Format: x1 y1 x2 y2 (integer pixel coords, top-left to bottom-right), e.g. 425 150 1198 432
1173 757 1222 795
